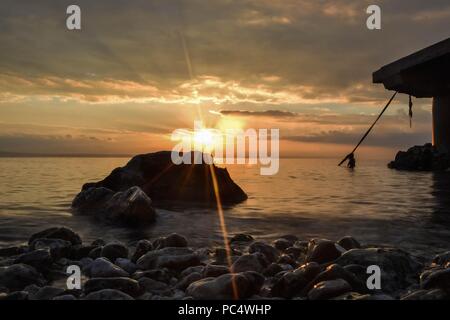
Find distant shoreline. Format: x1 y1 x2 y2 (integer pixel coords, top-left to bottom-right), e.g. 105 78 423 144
0 151 346 160
0 153 133 158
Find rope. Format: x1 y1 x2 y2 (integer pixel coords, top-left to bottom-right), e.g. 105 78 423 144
338 91 398 166
409 95 413 128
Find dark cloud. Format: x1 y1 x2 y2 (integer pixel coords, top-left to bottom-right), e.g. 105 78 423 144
284 130 431 148
219 109 297 117
0 0 449 102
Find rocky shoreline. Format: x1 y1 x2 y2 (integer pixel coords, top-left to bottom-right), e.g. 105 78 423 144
0 227 449 300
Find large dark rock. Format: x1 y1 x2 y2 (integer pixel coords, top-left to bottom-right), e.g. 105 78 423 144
73 151 247 206
388 143 450 171
72 186 156 226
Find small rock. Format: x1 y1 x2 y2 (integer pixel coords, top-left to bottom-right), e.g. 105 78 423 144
101 242 129 261
248 242 279 262
280 235 299 242
89 258 129 278
84 277 141 297
354 293 394 300
79 257 94 272
137 247 200 270
203 264 229 277
29 286 65 300
432 251 450 266
273 239 293 251
285 247 304 259
88 246 103 259
115 258 138 274
420 268 450 290
153 234 188 249
263 263 283 277
0 246 28 257
306 239 345 264
69 245 98 260
131 240 153 263
271 263 320 298
0 264 46 291
91 239 106 247
29 227 82 246
181 266 205 278
84 289 134 300
302 264 366 295
186 272 263 300
138 277 168 293
177 272 203 291
132 269 172 283
232 253 268 273
337 236 361 250
307 279 352 300
335 247 422 293
401 289 448 300
229 234 254 244
0 291 29 300
14 249 53 270
277 254 296 266
53 294 77 300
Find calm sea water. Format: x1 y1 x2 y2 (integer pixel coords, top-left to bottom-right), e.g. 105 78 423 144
1 157 450 257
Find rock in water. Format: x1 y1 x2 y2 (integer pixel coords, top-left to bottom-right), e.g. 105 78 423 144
73 151 247 206
388 143 450 171
28 227 82 246
72 186 156 226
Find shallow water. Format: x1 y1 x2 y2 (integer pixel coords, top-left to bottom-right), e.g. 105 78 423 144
1 157 450 257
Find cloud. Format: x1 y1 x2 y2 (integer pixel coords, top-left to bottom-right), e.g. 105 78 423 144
219 109 297 117
1 0 449 105
0 0 445 156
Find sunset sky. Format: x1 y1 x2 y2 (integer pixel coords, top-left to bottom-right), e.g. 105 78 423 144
1 0 449 159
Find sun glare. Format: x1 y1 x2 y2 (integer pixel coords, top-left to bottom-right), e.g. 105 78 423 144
193 129 215 150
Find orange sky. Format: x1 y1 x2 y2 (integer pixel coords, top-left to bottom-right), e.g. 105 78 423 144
1 0 448 159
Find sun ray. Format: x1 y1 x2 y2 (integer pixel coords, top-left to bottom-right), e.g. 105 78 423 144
208 164 238 299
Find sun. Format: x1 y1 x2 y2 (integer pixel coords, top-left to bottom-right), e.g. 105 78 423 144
192 128 220 152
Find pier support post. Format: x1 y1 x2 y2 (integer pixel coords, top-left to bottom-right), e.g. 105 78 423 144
432 95 450 153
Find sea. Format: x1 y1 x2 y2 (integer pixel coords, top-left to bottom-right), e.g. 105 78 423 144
1 157 450 258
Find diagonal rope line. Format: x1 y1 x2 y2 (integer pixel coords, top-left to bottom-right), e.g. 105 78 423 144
338 91 398 166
